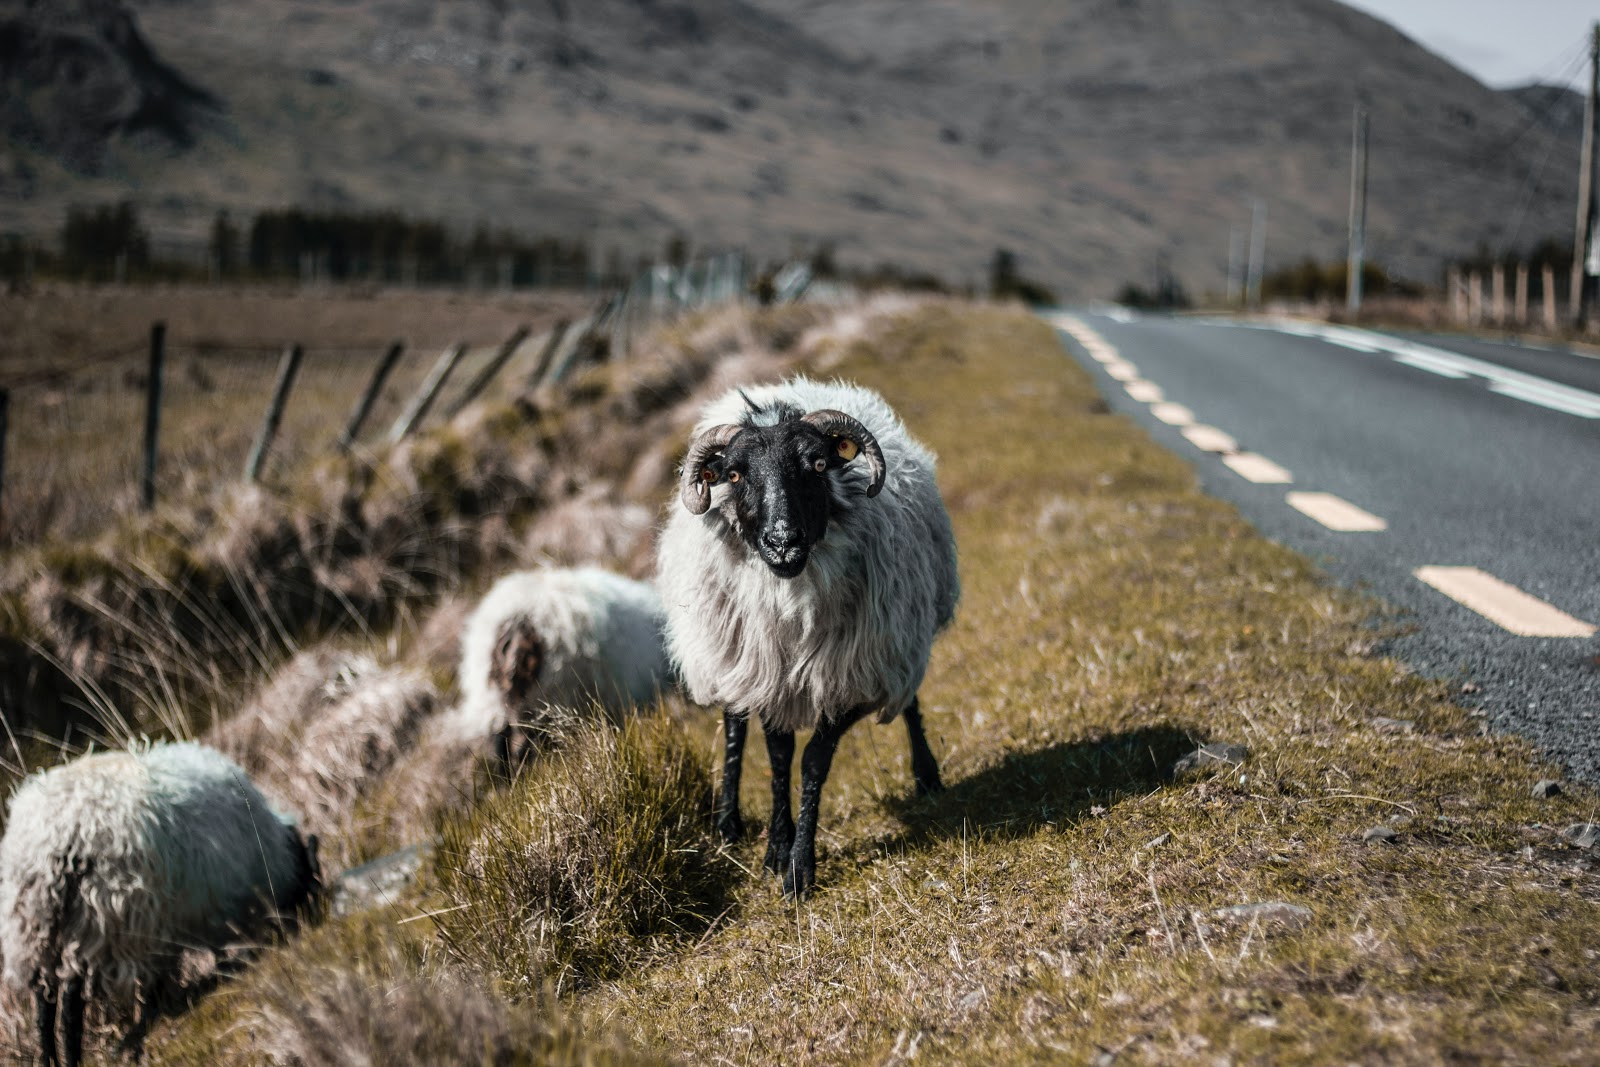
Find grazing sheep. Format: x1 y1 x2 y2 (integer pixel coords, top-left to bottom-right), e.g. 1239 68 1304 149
0 741 320 1066
450 567 671 763
656 376 959 897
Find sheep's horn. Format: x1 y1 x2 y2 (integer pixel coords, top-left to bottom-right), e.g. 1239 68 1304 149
802 409 886 497
680 423 744 514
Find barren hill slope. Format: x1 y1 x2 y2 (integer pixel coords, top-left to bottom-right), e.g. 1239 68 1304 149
0 0 1580 297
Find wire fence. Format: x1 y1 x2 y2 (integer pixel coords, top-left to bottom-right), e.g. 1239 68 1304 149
0 253 802 548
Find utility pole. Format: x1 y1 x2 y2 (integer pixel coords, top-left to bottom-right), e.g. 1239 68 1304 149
1226 226 1243 306
1571 22 1600 328
1246 199 1267 308
1346 104 1369 314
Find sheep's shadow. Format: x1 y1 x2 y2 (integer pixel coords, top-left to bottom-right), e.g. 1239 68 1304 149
882 725 1200 848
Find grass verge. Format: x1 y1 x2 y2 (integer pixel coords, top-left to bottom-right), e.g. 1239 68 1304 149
574 305 1600 1063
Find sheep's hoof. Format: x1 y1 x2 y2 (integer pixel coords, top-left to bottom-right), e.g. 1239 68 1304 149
913 770 944 797
716 810 745 845
762 830 794 876
782 850 816 899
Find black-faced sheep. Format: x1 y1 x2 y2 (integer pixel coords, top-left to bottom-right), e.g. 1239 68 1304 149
0 741 320 1066
656 377 959 896
448 567 671 765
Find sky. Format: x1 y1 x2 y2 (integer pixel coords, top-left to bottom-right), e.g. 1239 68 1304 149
1340 0 1598 89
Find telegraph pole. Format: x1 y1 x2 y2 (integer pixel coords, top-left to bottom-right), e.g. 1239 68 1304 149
1226 226 1243 305
1346 104 1369 314
1246 199 1267 308
1571 22 1600 328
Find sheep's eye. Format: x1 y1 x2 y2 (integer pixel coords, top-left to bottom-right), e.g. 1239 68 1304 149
727 470 741 484
812 458 827 473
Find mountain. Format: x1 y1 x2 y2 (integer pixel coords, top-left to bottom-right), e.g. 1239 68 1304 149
1505 83 1586 145
0 0 1583 297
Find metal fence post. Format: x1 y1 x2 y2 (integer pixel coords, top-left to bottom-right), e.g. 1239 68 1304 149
522 321 571 389
446 325 531 417
141 322 166 510
245 344 305 482
389 343 466 443
339 341 405 451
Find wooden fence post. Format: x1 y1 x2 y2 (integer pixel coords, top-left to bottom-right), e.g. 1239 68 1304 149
245 344 305 482
1515 263 1530 325
389 343 466 443
0 387 9 534
1491 264 1506 323
1467 271 1483 323
446 325 531 417
1543 264 1559 331
338 341 405 451
1447 266 1463 322
142 322 166 510
521 321 571 389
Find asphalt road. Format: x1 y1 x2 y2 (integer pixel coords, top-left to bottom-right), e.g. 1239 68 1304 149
1048 310 1600 782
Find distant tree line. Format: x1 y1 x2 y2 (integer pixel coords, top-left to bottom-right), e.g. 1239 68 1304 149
6 201 614 288
1260 258 1421 303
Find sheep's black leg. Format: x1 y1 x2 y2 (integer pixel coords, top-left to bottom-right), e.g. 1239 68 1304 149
762 726 795 875
32 983 57 1067
902 697 943 796
716 710 749 843
786 706 872 899
58 977 83 1067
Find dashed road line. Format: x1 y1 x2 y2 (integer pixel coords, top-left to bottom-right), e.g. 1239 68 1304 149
1415 566 1597 638
1125 380 1164 403
1222 452 1293 484
1286 491 1388 532
1394 352 1471 379
1104 361 1140 381
1151 402 1195 426
1180 425 1238 453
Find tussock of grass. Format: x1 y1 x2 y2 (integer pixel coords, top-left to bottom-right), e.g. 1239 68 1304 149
433 713 732 995
146 910 655 1067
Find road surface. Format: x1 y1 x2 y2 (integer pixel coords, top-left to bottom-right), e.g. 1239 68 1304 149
1048 310 1600 781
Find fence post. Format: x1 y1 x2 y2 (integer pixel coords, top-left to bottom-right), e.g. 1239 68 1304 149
245 344 305 482
522 321 571 389
1543 264 1559 331
1447 266 1463 322
389 343 466 443
1515 263 1530 325
0 387 8 533
446 325 531 417
1491 263 1506 323
141 322 166 510
338 341 405 451
1467 271 1483 323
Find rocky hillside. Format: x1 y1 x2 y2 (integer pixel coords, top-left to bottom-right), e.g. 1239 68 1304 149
0 0 1582 296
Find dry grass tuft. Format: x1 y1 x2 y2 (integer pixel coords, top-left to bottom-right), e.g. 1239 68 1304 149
432 712 731 996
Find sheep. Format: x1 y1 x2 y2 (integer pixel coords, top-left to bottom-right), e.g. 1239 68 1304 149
449 566 672 766
656 376 959 897
0 741 320 1066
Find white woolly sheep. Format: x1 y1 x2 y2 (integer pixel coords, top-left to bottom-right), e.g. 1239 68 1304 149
449 566 671 765
656 376 959 897
0 741 320 1066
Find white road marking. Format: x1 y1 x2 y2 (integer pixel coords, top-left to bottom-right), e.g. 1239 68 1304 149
1181 425 1238 453
1286 492 1387 532
1393 352 1471 379
1125 380 1164 403
1104 361 1140 381
1087 347 1120 364
1222 452 1293 484
1151 402 1195 426
1251 321 1600 419
1415 566 1597 638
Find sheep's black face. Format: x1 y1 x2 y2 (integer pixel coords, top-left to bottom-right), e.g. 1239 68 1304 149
707 421 851 579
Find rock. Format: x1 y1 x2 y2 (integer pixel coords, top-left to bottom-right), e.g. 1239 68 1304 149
1173 742 1248 776
1369 717 1415 734
1532 779 1563 799
1361 825 1397 845
1562 823 1600 849
1210 902 1312 931
333 843 429 916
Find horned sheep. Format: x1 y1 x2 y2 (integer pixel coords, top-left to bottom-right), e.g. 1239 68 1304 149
450 566 671 764
0 741 319 1066
656 376 960 897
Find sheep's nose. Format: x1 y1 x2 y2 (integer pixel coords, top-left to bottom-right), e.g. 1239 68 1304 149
762 524 801 552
